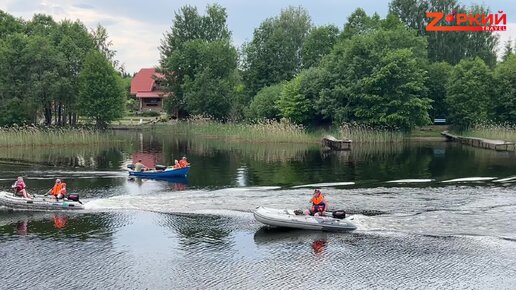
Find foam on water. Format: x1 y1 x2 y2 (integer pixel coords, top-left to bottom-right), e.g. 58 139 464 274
214 186 281 192
441 177 497 183
386 179 434 183
291 182 355 188
493 176 516 182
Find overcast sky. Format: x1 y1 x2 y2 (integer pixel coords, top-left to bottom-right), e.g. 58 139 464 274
0 0 514 74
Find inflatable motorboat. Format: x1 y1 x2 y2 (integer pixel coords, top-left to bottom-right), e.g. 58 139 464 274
254 206 356 232
0 191 84 211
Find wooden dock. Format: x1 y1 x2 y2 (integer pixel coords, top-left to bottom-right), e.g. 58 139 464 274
441 131 516 151
321 135 352 151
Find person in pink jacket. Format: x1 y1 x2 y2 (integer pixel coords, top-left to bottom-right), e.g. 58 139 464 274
12 177 32 199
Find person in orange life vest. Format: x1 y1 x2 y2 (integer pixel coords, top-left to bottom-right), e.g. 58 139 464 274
178 156 190 168
304 189 328 216
46 179 67 200
12 176 32 199
166 160 180 171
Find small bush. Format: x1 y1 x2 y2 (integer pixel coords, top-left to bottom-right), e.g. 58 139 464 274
139 111 161 117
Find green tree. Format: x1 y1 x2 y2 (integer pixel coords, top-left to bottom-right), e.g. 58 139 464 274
184 68 238 120
492 55 516 123
390 0 498 66
246 83 285 120
90 24 121 71
181 40 239 120
159 4 231 117
0 10 24 39
446 57 492 129
24 35 62 125
78 51 125 129
0 33 34 124
340 8 381 39
0 98 32 126
25 14 57 37
388 0 429 35
318 25 428 126
276 67 326 125
426 61 452 119
355 49 431 130
242 6 311 95
502 39 514 62
276 73 310 125
302 25 339 68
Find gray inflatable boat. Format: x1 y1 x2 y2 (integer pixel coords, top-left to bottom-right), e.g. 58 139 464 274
0 191 84 211
254 206 356 231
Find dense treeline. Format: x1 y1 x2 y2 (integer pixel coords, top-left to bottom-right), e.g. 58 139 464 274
160 0 515 130
0 11 126 128
2 0 515 131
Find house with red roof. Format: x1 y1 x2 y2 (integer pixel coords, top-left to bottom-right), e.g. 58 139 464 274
130 68 169 112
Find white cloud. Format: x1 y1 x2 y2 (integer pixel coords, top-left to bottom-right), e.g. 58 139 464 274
496 22 516 56
0 0 166 74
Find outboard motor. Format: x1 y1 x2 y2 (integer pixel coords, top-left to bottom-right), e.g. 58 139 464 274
127 164 135 170
332 210 346 219
67 194 82 204
155 164 167 171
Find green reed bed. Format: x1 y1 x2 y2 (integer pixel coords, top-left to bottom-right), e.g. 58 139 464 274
157 117 408 144
464 124 516 142
168 117 320 144
339 123 405 143
0 126 121 147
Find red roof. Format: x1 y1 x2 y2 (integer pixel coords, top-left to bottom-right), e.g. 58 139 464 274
130 68 166 97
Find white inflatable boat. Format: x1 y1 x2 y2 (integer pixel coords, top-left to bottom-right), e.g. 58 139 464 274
0 191 84 211
254 206 356 231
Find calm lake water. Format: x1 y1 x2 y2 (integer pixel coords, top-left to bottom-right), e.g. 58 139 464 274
1 131 515 289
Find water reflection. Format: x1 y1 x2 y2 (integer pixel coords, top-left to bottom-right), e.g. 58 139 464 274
16 220 28 235
0 211 115 240
254 227 332 256
1 130 516 190
311 239 327 255
162 214 232 248
53 214 68 229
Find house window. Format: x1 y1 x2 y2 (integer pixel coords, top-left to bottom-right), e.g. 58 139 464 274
143 98 161 106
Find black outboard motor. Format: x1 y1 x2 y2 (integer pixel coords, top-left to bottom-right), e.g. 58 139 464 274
67 194 82 204
127 164 135 170
332 210 346 219
155 164 167 171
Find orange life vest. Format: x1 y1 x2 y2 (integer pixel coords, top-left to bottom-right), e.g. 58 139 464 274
51 183 66 196
178 160 189 168
311 193 324 205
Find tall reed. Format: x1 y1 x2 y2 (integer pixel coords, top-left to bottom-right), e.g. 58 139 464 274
0 126 121 147
339 123 405 143
465 123 516 142
158 117 408 144
165 117 319 143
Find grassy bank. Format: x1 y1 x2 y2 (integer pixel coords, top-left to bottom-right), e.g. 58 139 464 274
0 127 122 147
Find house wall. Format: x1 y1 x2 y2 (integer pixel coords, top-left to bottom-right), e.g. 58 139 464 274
139 98 163 112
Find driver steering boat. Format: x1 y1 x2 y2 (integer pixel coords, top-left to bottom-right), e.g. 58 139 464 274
0 178 84 211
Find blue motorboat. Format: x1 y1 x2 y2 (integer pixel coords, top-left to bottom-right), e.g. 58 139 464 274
128 166 190 178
